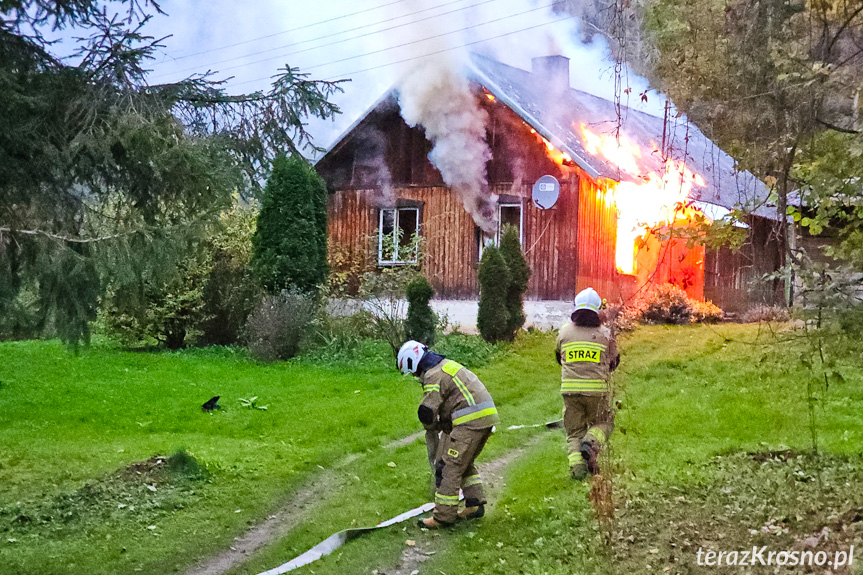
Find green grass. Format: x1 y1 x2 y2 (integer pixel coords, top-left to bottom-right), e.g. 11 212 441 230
408 323 863 575
1 324 862 575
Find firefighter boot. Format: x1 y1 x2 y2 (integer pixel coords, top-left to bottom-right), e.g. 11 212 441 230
458 498 485 520
569 451 589 480
580 439 600 475
417 516 452 529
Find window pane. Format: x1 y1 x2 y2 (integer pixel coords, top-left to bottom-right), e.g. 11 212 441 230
380 209 396 262
397 208 419 262
499 205 522 242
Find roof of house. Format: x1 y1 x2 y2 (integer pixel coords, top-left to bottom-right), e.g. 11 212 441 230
318 53 778 220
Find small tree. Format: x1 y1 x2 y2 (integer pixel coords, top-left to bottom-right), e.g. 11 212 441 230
252 155 328 294
499 225 531 338
406 275 437 346
477 246 511 343
199 200 262 346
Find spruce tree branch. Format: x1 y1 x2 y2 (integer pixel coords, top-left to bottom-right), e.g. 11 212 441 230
816 117 861 133
0 227 134 243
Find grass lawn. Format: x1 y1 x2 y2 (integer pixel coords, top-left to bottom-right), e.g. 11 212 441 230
1 324 862 575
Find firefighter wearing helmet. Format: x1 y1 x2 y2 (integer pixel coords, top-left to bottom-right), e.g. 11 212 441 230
555 287 620 480
397 340 500 529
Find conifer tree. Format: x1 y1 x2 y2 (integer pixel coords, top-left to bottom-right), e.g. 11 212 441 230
499 225 531 338
405 275 436 346
477 246 511 343
0 1 343 346
252 155 329 294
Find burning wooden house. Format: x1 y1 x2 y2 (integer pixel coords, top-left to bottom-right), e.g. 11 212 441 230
315 54 783 310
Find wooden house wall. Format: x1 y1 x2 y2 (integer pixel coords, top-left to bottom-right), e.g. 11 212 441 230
321 87 638 302
575 180 620 300
703 216 784 312
326 167 616 300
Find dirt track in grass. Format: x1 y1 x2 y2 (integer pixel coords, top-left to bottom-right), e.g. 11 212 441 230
375 434 544 575
183 430 427 575
184 432 543 575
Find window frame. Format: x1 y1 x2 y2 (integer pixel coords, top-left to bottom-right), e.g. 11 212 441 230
378 206 421 266
478 201 525 259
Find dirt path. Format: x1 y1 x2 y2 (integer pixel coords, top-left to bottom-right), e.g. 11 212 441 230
183 431 424 575
373 434 544 575
184 469 341 575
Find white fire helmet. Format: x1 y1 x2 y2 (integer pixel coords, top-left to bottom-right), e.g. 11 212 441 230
397 340 426 375
574 287 602 313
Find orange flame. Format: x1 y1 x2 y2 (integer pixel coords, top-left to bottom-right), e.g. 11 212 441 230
530 128 573 167
579 124 707 274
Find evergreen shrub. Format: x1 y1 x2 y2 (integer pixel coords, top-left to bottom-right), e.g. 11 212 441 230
477 246 511 343
405 275 437 346
252 155 328 294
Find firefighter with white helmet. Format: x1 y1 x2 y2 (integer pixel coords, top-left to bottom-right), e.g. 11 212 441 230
555 287 620 480
397 340 500 529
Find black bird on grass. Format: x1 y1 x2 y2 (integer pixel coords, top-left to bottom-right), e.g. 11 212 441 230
201 396 221 412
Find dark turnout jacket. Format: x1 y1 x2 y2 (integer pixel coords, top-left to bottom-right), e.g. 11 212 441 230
418 359 500 431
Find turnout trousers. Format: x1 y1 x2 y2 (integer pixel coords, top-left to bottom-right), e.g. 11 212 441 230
563 394 614 471
433 426 492 524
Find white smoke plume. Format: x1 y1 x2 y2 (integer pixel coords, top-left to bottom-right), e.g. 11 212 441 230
353 124 396 208
397 54 497 232
130 0 671 229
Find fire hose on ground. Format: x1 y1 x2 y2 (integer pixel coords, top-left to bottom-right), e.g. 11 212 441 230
256 420 563 575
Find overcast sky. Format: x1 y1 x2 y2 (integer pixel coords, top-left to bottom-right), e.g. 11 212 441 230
49 0 668 151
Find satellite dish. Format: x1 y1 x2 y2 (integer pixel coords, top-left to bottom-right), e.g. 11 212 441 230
532 175 560 209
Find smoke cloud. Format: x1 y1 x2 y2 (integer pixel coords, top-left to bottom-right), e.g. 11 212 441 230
104 0 672 233
397 55 497 232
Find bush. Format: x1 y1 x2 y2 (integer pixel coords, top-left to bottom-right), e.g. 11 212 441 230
432 333 506 367
690 299 724 323
405 275 437 346
199 200 261 345
642 283 692 325
314 309 378 353
327 240 370 297
101 252 210 349
741 304 791 323
499 224 531 337
615 283 725 330
251 155 328 294
477 246 511 343
359 267 417 355
244 291 316 361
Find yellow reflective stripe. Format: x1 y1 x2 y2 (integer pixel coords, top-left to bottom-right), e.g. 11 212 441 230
561 342 606 350
435 493 460 505
441 361 463 376
588 426 607 445
463 474 482 487
561 379 606 389
452 375 476 406
568 452 584 464
423 384 440 393
453 406 497 425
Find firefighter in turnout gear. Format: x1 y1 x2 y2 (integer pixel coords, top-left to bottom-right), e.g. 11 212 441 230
555 288 620 480
397 340 500 529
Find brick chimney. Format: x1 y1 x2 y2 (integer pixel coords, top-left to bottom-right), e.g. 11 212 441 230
531 55 570 93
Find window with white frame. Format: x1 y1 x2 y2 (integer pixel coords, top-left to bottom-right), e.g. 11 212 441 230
478 202 524 258
378 207 420 265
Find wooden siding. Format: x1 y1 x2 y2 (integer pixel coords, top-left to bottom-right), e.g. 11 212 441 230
703 216 784 312
321 86 718 303
327 162 620 300
575 179 620 300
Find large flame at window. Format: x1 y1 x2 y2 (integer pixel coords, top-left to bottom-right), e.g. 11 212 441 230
579 124 707 274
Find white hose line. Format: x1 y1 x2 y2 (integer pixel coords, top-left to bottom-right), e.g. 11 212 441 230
256 502 435 575
257 420 562 575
